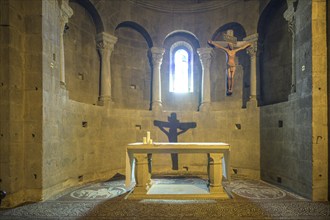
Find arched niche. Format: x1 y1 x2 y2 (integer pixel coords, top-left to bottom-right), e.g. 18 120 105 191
210 23 249 107
258 0 292 105
162 31 202 111
64 1 100 105
112 21 153 110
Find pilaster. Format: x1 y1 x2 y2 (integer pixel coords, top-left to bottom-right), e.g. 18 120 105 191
150 47 165 111
96 32 118 106
244 33 259 106
59 0 73 88
284 0 298 94
197 48 213 112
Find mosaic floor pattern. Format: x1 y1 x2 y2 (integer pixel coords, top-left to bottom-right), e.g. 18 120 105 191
0 176 329 219
61 179 127 201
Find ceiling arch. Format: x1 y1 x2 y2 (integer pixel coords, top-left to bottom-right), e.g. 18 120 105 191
70 0 104 33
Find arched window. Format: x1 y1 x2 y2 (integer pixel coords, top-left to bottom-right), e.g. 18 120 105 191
169 41 193 93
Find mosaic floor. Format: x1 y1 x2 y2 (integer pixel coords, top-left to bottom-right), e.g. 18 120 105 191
0 176 329 219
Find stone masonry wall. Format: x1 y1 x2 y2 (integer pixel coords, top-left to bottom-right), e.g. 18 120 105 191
0 0 43 207
260 0 323 200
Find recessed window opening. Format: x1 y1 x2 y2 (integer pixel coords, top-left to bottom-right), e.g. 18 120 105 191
169 41 193 93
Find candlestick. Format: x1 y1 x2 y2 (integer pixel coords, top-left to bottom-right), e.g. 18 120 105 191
147 131 150 143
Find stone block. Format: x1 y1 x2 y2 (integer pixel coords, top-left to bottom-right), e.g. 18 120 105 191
25 34 42 54
24 14 42 34
23 120 42 143
8 121 23 143
24 161 42 189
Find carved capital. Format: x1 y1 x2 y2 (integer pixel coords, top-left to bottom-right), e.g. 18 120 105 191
150 47 165 65
59 0 73 30
96 32 118 53
283 0 298 34
244 33 258 57
197 48 213 67
247 43 258 57
286 17 295 34
197 48 213 59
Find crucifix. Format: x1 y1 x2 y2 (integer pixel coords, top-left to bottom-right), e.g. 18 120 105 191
154 113 197 170
208 30 251 96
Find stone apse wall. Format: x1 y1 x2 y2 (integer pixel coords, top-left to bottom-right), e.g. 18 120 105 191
0 0 327 207
259 0 328 201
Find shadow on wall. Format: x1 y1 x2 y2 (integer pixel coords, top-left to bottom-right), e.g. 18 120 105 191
154 113 197 170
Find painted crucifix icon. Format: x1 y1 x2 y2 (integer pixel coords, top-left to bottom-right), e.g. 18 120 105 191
154 113 197 170
208 30 251 96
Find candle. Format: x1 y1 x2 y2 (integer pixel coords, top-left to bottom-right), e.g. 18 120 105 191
149 139 153 144
147 131 150 143
143 137 147 144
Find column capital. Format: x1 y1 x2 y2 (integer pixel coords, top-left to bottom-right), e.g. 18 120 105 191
150 47 165 64
283 0 298 34
96 32 118 51
244 34 258 57
246 43 258 57
59 0 73 25
197 47 213 60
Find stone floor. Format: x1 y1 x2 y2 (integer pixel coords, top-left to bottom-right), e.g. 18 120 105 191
0 175 330 219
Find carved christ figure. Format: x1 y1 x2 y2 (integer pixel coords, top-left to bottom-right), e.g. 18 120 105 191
208 40 251 96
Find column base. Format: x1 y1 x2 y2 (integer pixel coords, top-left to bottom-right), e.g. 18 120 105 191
98 96 113 107
288 92 298 101
247 96 258 108
199 102 211 112
152 101 162 111
60 81 66 89
131 185 150 195
209 184 223 193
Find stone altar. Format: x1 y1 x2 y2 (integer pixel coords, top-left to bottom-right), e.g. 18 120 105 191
125 142 231 199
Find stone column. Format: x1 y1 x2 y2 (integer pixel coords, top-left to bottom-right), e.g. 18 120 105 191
59 0 73 87
284 0 297 93
243 34 258 103
150 47 165 111
96 32 117 106
197 48 213 111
